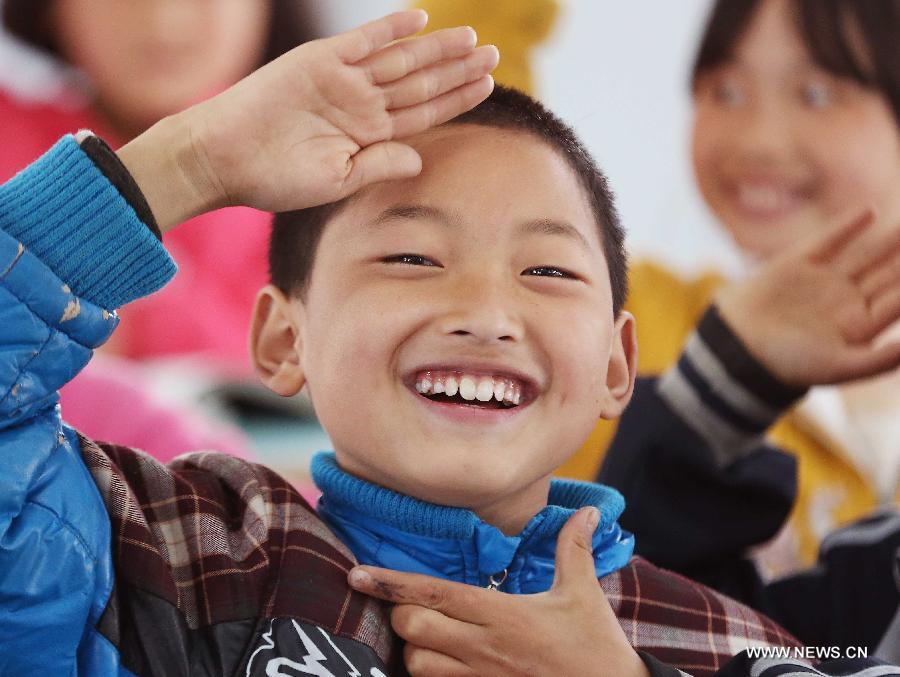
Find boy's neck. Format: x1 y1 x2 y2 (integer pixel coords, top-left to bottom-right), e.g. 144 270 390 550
464 478 554 536
333 454 553 537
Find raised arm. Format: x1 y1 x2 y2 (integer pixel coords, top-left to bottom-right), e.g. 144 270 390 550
600 210 900 648
0 131 172 673
602 209 900 572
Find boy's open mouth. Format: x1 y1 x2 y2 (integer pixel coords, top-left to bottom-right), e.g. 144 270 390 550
413 370 526 409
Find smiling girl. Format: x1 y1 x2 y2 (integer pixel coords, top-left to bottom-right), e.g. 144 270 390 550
564 0 900 574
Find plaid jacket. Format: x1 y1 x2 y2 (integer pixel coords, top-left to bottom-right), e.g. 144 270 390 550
79 436 799 676
80 436 393 675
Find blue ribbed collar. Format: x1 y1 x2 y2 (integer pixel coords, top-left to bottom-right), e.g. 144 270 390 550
311 452 634 592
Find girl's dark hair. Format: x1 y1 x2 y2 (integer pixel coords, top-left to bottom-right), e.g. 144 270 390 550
3 0 319 65
692 0 900 126
269 85 629 317
260 0 321 64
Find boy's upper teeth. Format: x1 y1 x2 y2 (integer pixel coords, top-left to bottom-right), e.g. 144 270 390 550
414 370 524 405
446 375 459 396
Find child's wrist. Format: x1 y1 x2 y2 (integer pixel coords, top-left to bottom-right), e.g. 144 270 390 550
116 110 227 234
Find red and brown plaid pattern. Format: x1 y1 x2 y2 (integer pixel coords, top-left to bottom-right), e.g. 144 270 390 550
79 437 798 675
602 557 801 676
78 436 393 665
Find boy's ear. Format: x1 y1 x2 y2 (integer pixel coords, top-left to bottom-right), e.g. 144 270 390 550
250 285 306 397
598 311 637 420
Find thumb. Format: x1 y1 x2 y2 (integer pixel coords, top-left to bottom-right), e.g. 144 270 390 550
341 141 422 195
551 507 601 592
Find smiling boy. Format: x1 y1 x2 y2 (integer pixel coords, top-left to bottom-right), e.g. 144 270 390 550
3 10 890 677
255 109 632 538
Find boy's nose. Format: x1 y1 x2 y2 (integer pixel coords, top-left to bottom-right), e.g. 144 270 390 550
438 281 525 344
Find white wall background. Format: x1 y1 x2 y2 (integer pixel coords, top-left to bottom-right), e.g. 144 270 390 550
0 0 742 275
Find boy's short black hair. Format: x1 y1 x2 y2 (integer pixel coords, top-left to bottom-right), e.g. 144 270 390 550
269 85 629 316
692 0 900 128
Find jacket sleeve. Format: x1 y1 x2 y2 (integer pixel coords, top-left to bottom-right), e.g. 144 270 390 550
762 511 900 654
599 306 803 604
0 134 176 673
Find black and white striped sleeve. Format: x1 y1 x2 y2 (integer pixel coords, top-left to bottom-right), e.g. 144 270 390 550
599 304 798 579
657 305 807 467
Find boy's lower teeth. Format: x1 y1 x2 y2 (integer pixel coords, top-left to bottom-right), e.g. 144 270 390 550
425 392 514 408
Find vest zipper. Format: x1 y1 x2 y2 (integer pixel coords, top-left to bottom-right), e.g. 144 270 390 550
485 568 508 591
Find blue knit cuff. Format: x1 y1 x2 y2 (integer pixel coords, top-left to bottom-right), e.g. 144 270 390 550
0 135 177 309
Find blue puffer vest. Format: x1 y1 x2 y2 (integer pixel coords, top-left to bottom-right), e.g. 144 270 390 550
312 452 634 593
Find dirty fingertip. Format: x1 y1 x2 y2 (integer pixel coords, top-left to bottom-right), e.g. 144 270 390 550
348 567 373 589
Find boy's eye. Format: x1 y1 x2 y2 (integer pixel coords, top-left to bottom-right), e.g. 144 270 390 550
382 253 440 267
523 266 578 280
800 81 833 108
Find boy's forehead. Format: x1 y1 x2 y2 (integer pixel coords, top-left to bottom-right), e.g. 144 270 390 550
406 123 543 161
340 125 601 247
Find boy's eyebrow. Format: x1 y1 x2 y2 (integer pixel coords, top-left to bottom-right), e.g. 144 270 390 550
368 203 591 250
519 218 590 251
369 204 459 228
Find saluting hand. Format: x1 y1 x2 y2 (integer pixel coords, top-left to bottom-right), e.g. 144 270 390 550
119 11 498 232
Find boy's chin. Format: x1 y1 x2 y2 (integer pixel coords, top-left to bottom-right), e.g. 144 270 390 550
334 445 568 514
386 466 555 515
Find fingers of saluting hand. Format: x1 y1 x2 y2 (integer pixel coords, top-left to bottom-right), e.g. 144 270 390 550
867 285 900 333
801 208 900 349
330 10 430 64
388 75 495 139
358 25 477 85
333 11 498 137
382 45 499 110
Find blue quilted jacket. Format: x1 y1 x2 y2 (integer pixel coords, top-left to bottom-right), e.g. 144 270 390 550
0 137 176 675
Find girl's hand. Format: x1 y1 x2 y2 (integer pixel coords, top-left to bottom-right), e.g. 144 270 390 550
348 508 650 677
119 11 498 232
716 210 900 387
